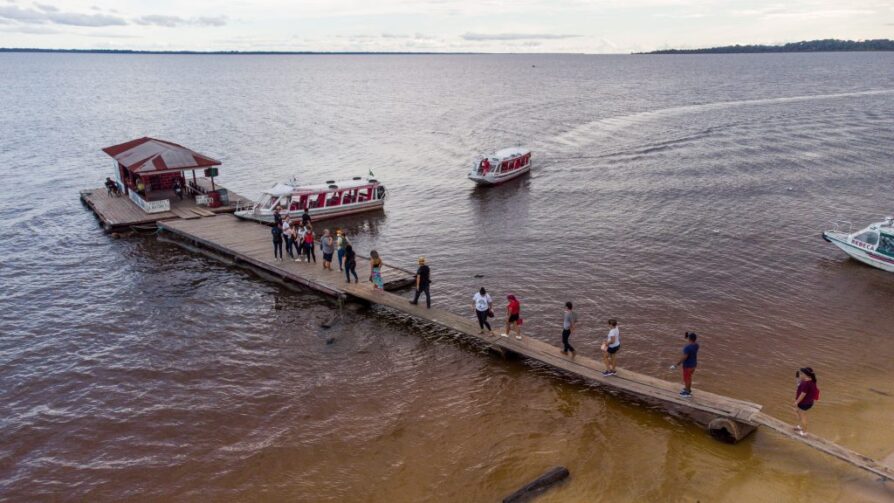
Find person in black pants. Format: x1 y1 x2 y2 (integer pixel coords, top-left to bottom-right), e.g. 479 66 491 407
409 257 431 308
271 224 283 261
344 243 358 283
561 301 577 356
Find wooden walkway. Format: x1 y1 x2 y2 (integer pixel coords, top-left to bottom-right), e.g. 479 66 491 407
80 177 249 232
342 284 894 481
158 215 416 292
155 215 894 481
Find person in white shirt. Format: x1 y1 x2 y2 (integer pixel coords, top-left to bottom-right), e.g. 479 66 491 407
472 287 493 334
601 318 621 376
295 224 307 262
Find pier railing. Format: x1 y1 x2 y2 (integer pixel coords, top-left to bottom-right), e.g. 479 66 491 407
128 190 171 214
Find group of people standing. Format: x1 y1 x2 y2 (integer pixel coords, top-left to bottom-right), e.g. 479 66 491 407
269 207 361 286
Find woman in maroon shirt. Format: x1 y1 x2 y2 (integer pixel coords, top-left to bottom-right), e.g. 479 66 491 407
794 367 819 436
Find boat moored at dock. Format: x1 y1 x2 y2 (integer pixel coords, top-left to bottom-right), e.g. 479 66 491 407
822 217 894 272
468 147 532 185
235 176 386 223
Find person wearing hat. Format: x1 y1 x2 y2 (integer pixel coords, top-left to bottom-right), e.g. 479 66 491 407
670 332 699 397
409 256 431 308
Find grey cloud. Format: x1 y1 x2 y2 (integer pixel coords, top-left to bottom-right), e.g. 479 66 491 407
134 14 227 27
0 4 126 26
461 32 581 41
0 24 58 33
47 11 126 26
35 3 57 12
134 14 181 26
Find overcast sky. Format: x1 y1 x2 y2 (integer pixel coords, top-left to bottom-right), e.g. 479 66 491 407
0 0 892 53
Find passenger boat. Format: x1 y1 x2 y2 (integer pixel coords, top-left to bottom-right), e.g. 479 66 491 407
235 176 386 223
822 217 894 272
468 148 532 185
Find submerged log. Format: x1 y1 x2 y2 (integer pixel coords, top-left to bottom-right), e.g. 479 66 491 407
502 466 570 503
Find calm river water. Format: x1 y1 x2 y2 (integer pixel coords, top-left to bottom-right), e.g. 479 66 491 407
1 52 893 501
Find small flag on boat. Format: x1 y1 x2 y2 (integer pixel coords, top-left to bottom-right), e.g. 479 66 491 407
369 169 375 177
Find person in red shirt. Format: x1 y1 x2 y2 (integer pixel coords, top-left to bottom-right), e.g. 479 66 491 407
793 367 819 436
502 295 522 340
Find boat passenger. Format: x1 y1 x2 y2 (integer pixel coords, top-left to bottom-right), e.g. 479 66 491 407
273 206 282 226
271 223 283 261
295 224 307 261
561 302 576 356
344 243 358 283
502 295 522 339
369 250 384 291
301 208 312 226
282 216 296 260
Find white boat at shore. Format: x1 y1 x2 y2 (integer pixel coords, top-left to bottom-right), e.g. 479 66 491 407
822 217 894 272
235 176 386 223
468 148 532 185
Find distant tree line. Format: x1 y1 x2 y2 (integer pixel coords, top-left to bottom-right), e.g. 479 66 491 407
644 39 894 54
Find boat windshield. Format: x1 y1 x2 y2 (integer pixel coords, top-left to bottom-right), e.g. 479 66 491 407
853 230 879 246
878 233 894 257
259 194 280 210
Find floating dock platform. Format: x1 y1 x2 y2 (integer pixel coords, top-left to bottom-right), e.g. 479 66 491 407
80 178 249 232
153 214 893 481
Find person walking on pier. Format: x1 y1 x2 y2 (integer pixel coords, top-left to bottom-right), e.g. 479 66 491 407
671 332 699 397
601 319 620 376
473 287 493 335
321 229 335 271
502 295 522 340
336 229 347 271
561 302 577 356
794 367 819 436
304 225 316 263
410 257 431 308
271 222 283 261
369 250 384 291
344 243 358 283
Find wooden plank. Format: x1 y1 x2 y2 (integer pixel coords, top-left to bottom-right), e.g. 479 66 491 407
752 412 894 480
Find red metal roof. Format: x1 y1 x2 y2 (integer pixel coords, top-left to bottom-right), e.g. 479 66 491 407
102 137 221 174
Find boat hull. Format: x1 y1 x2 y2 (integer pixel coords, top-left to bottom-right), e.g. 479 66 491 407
823 231 894 273
236 199 385 224
468 163 532 186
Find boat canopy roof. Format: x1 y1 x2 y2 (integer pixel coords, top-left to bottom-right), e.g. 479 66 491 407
102 137 221 174
489 147 530 160
263 177 379 196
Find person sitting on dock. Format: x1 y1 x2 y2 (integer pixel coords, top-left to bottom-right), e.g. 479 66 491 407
104 177 120 197
344 243 358 283
409 257 431 308
561 302 576 356
473 287 493 335
502 295 522 340
794 367 819 437
601 319 620 376
670 332 699 397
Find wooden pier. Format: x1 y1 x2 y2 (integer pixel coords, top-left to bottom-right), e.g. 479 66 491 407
81 177 249 232
154 214 893 482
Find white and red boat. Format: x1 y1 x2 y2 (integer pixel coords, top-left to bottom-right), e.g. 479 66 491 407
235 176 386 223
823 217 894 272
468 148 533 185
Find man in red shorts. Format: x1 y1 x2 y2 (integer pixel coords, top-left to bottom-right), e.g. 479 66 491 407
671 332 699 397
